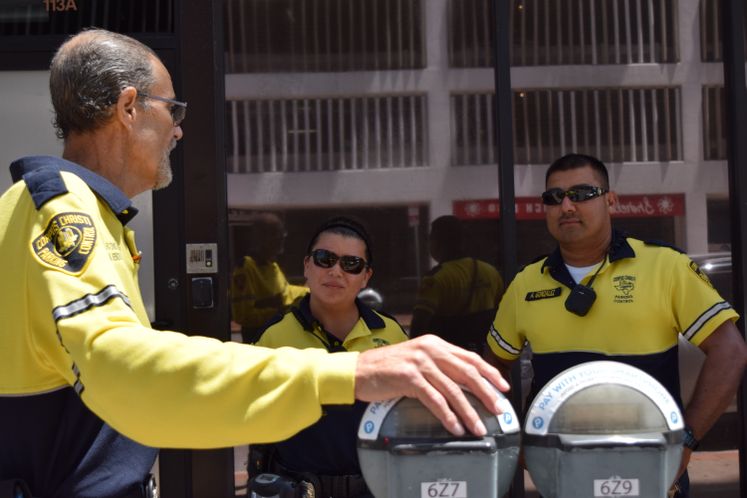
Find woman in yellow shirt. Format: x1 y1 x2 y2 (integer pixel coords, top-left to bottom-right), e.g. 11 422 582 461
252 216 408 498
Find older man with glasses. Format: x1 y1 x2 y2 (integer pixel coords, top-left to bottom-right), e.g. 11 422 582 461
0 29 509 498
484 152 747 497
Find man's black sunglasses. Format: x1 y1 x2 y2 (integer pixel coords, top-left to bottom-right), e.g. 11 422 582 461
542 184 608 206
310 249 369 275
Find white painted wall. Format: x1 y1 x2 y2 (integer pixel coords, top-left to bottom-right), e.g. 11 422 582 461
0 71 156 320
0 71 60 191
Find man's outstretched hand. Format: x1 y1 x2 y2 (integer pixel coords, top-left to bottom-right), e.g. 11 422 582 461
354 335 510 437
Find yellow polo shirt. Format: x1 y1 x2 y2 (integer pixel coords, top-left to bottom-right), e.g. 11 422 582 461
0 156 357 449
487 231 738 403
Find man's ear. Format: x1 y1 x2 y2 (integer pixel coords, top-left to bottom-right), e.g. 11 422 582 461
116 86 139 127
607 190 619 209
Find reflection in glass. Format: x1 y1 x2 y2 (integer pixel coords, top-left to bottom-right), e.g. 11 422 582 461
229 212 308 344
222 0 740 493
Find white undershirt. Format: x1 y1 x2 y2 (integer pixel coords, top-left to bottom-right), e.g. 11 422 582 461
566 262 602 284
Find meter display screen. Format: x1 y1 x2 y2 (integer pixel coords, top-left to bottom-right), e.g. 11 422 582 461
379 394 502 439
549 384 668 434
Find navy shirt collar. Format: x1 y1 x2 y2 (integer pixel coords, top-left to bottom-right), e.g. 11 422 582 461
10 155 138 225
293 293 386 332
541 229 635 287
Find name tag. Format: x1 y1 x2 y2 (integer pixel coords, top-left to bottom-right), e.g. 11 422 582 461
525 287 562 301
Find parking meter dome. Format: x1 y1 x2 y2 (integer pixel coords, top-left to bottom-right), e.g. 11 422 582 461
357 388 520 498
524 361 684 498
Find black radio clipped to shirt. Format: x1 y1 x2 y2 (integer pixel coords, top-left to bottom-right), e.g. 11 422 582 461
564 284 597 316
565 258 606 317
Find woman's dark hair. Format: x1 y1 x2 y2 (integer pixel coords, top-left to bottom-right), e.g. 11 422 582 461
306 216 373 267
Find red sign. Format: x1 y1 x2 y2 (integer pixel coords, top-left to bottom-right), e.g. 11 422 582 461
454 194 685 220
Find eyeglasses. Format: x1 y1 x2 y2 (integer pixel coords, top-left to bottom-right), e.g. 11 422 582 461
139 92 188 125
310 249 369 275
542 184 608 206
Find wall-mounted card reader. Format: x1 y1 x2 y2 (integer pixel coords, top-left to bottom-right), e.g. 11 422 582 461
191 277 214 309
186 243 219 274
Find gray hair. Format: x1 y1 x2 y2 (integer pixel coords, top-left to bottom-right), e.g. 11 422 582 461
49 29 158 139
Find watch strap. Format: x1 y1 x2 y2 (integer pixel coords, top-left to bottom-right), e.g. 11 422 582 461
683 426 700 450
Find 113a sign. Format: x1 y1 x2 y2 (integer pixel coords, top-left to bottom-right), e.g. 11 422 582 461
44 0 78 12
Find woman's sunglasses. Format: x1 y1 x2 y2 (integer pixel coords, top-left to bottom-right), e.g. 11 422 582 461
310 249 369 275
541 184 608 206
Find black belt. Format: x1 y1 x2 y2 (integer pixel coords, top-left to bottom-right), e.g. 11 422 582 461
270 460 370 498
316 473 369 498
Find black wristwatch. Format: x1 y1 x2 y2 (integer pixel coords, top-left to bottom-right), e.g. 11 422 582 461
683 426 700 450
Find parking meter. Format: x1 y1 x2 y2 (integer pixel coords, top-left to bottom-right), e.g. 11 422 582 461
523 361 684 498
357 389 520 498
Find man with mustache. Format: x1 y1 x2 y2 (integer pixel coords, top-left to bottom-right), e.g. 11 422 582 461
485 153 747 497
0 29 508 498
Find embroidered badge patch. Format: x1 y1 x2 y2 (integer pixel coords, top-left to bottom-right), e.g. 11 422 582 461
372 337 391 348
525 287 562 301
32 212 97 274
689 260 714 287
613 275 636 303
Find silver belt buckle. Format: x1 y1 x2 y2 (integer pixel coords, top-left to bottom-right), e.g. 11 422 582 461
145 474 159 498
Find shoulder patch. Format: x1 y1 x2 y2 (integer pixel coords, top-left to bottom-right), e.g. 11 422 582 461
525 287 562 301
688 260 714 287
23 167 68 210
32 212 97 275
643 239 685 254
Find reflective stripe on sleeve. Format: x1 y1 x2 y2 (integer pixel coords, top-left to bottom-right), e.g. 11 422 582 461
51 285 132 397
683 301 733 342
52 285 132 322
489 323 521 355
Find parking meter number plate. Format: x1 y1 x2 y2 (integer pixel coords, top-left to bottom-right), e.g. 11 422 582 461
421 481 467 498
593 478 640 496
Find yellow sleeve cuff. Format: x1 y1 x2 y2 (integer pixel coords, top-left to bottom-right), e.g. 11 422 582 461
317 351 359 405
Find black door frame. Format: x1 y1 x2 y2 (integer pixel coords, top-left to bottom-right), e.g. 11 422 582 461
156 1 233 497
721 0 747 496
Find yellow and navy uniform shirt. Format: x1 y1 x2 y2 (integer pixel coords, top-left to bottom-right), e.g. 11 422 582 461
230 255 308 333
414 257 504 317
487 230 738 406
255 294 407 475
256 294 407 352
0 156 358 497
